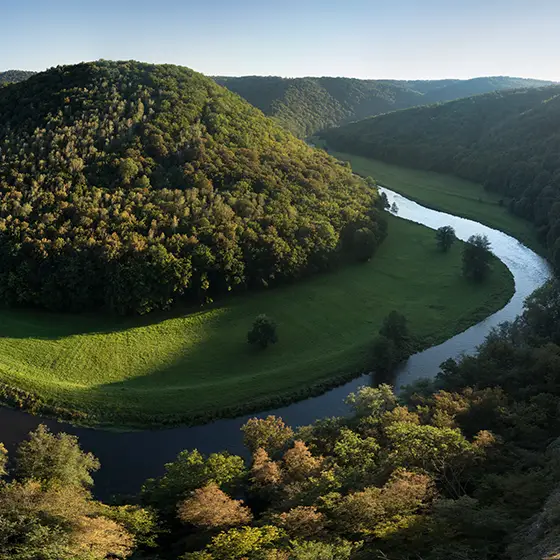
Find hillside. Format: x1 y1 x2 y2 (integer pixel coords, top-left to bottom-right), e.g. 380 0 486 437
0 60 386 314
215 75 553 137
0 69 35 84
319 85 560 268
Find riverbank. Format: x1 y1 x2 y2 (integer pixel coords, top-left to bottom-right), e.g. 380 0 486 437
0 214 513 429
321 147 541 255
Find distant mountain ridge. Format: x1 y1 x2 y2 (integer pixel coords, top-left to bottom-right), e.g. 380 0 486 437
215 75 554 137
0 70 36 84
319 84 560 268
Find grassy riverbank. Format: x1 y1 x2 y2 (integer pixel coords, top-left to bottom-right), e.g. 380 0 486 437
0 215 514 428
323 148 541 254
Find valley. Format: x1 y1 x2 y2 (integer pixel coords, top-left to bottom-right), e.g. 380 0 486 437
0 213 513 427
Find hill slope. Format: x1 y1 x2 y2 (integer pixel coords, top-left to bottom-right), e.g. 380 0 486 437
215 75 553 137
319 85 560 266
0 70 35 84
0 60 386 314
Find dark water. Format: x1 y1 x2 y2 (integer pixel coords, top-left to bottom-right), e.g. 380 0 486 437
0 188 551 499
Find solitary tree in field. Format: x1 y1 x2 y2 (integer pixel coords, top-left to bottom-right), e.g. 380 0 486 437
462 234 492 282
248 315 278 349
436 226 456 252
379 310 410 348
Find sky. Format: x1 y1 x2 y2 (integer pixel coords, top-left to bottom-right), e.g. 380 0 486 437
3 0 560 80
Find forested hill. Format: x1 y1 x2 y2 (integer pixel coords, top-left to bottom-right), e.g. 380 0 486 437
319 85 560 267
0 60 386 314
214 75 553 137
0 70 35 84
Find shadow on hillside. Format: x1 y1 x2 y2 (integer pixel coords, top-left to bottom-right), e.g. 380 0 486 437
0 300 227 340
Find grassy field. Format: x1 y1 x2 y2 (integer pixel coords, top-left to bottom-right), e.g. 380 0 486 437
0 215 514 428
326 150 541 254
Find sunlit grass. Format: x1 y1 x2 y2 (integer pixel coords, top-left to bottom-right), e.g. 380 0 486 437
0 215 514 427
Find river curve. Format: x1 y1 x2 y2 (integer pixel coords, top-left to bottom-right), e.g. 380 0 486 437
0 187 551 498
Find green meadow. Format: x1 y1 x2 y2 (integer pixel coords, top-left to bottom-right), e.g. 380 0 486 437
326 150 540 254
0 215 513 428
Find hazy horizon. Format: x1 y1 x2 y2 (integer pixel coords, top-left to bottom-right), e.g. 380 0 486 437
4 0 560 81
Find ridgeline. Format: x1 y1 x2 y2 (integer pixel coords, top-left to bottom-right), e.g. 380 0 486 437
0 60 386 315
215 75 553 137
319 85 560 267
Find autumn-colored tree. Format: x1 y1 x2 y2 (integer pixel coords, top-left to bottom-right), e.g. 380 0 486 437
250 448 283 488
282 441 323 483
0 443 7 477
333 470 433 536
271 505 325 538
177 483 252 529
0 480 133 560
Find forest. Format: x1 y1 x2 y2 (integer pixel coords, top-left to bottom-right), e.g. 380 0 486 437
0 70 35 85
319 85 560 269
215 75 552 138
0 61 387 315
1 280 559 559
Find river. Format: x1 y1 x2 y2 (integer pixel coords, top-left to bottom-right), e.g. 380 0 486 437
0 188 552 499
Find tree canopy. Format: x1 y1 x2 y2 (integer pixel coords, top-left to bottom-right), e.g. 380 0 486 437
0 60 386 314
215 75 552 138
319 84 560 270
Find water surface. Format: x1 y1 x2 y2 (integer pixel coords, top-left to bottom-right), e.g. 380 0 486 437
0 188 550 498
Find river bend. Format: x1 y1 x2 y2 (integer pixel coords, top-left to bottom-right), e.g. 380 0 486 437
0 188 551 498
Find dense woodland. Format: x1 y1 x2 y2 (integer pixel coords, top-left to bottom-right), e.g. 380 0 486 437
2 281 560 559
0 61 387 314
0 70 35 85
215 75 551 138
320 85 560 268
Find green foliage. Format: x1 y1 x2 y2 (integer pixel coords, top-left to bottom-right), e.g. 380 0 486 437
284 539 359 559
141 449 246 513
4 277 560 559
0 215 513 428
320 85 560 269
248 314 278 349
15 424 100 489
371 335 399 374
0 61 385 314
345 384 397 418
462 234 492 282
436 226 456 252
351 227 378 262
0 70 35 85
216 75 551 138
242 415 294 454
370 311 412 375
379 310 409 347
185 525 284 559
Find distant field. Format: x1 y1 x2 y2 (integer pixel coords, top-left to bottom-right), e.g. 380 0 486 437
326 150 541 254
0 215 513 428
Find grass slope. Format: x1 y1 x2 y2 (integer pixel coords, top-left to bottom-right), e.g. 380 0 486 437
326 150 540 253
0 215 513 428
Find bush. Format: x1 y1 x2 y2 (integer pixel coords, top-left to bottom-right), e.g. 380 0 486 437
248 315 278 349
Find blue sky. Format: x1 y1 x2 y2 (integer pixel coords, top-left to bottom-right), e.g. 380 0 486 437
3 0 560 80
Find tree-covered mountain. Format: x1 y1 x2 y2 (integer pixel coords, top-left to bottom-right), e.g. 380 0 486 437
0 60 386 314
0 69 35 85
214 75 554 137
319 85 560 268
